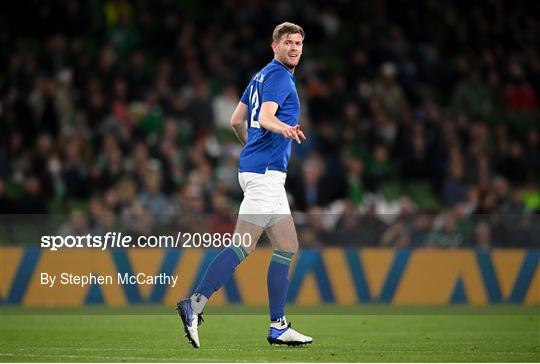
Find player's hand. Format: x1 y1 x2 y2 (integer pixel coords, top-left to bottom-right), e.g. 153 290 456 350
282 125 306 144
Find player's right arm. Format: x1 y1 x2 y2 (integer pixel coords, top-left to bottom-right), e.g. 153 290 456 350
230 102 248 146
259 101 305 144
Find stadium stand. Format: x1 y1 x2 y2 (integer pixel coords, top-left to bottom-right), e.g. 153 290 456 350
1 0 538 247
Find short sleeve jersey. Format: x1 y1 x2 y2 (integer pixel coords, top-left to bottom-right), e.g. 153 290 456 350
238 59 300 173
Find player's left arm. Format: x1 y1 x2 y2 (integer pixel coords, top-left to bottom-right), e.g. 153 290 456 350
230 101 248 146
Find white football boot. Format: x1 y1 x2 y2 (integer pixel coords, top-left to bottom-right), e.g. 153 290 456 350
267 317 313 346
176 298 203 348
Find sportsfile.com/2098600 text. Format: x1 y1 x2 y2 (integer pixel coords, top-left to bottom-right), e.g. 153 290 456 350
40 232 252 251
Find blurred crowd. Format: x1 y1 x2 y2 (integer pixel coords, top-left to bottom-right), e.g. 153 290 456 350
1 0 539 248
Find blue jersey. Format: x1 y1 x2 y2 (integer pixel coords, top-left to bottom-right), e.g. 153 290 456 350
238 59 300 173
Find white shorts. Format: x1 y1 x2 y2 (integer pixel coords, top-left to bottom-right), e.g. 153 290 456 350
238 170 291 228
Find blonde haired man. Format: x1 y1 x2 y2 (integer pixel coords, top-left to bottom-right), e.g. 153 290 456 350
177 22 312 348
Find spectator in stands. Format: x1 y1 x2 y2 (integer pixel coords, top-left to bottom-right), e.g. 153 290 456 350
333 200 364 246
474 221 493 250
14 175 48 214
290 153 338 211
137 169 174 225
57 209 89 236
425 213 463 248
380 215 412 248
355 201 387 246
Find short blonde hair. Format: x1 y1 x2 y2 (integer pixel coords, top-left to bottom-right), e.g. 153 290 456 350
272 22 305 42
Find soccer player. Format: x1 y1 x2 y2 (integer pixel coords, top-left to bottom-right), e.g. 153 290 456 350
176 22 312 348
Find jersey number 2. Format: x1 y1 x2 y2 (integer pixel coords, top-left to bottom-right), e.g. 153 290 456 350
249 85 260 128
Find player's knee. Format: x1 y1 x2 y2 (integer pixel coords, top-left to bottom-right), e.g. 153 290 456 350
275 239 298 255
288 240 299 254
290 237 300 254
269 236 298 259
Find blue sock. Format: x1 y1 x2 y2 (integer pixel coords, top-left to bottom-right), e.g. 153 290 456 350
195 246 248 299
267 250 294 321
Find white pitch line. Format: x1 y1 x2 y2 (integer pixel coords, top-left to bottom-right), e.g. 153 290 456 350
2 348 536 357
8 346 279 353
0 353 225 362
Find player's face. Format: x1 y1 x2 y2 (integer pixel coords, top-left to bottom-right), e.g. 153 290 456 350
273 33 303 69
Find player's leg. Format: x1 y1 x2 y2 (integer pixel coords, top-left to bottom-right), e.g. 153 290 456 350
192 218 264 306
266 216 298 320
176 219 264 348
176 172 267 348
265 215 312 345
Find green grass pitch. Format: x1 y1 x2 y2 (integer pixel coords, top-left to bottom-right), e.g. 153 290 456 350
1 306 539 362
